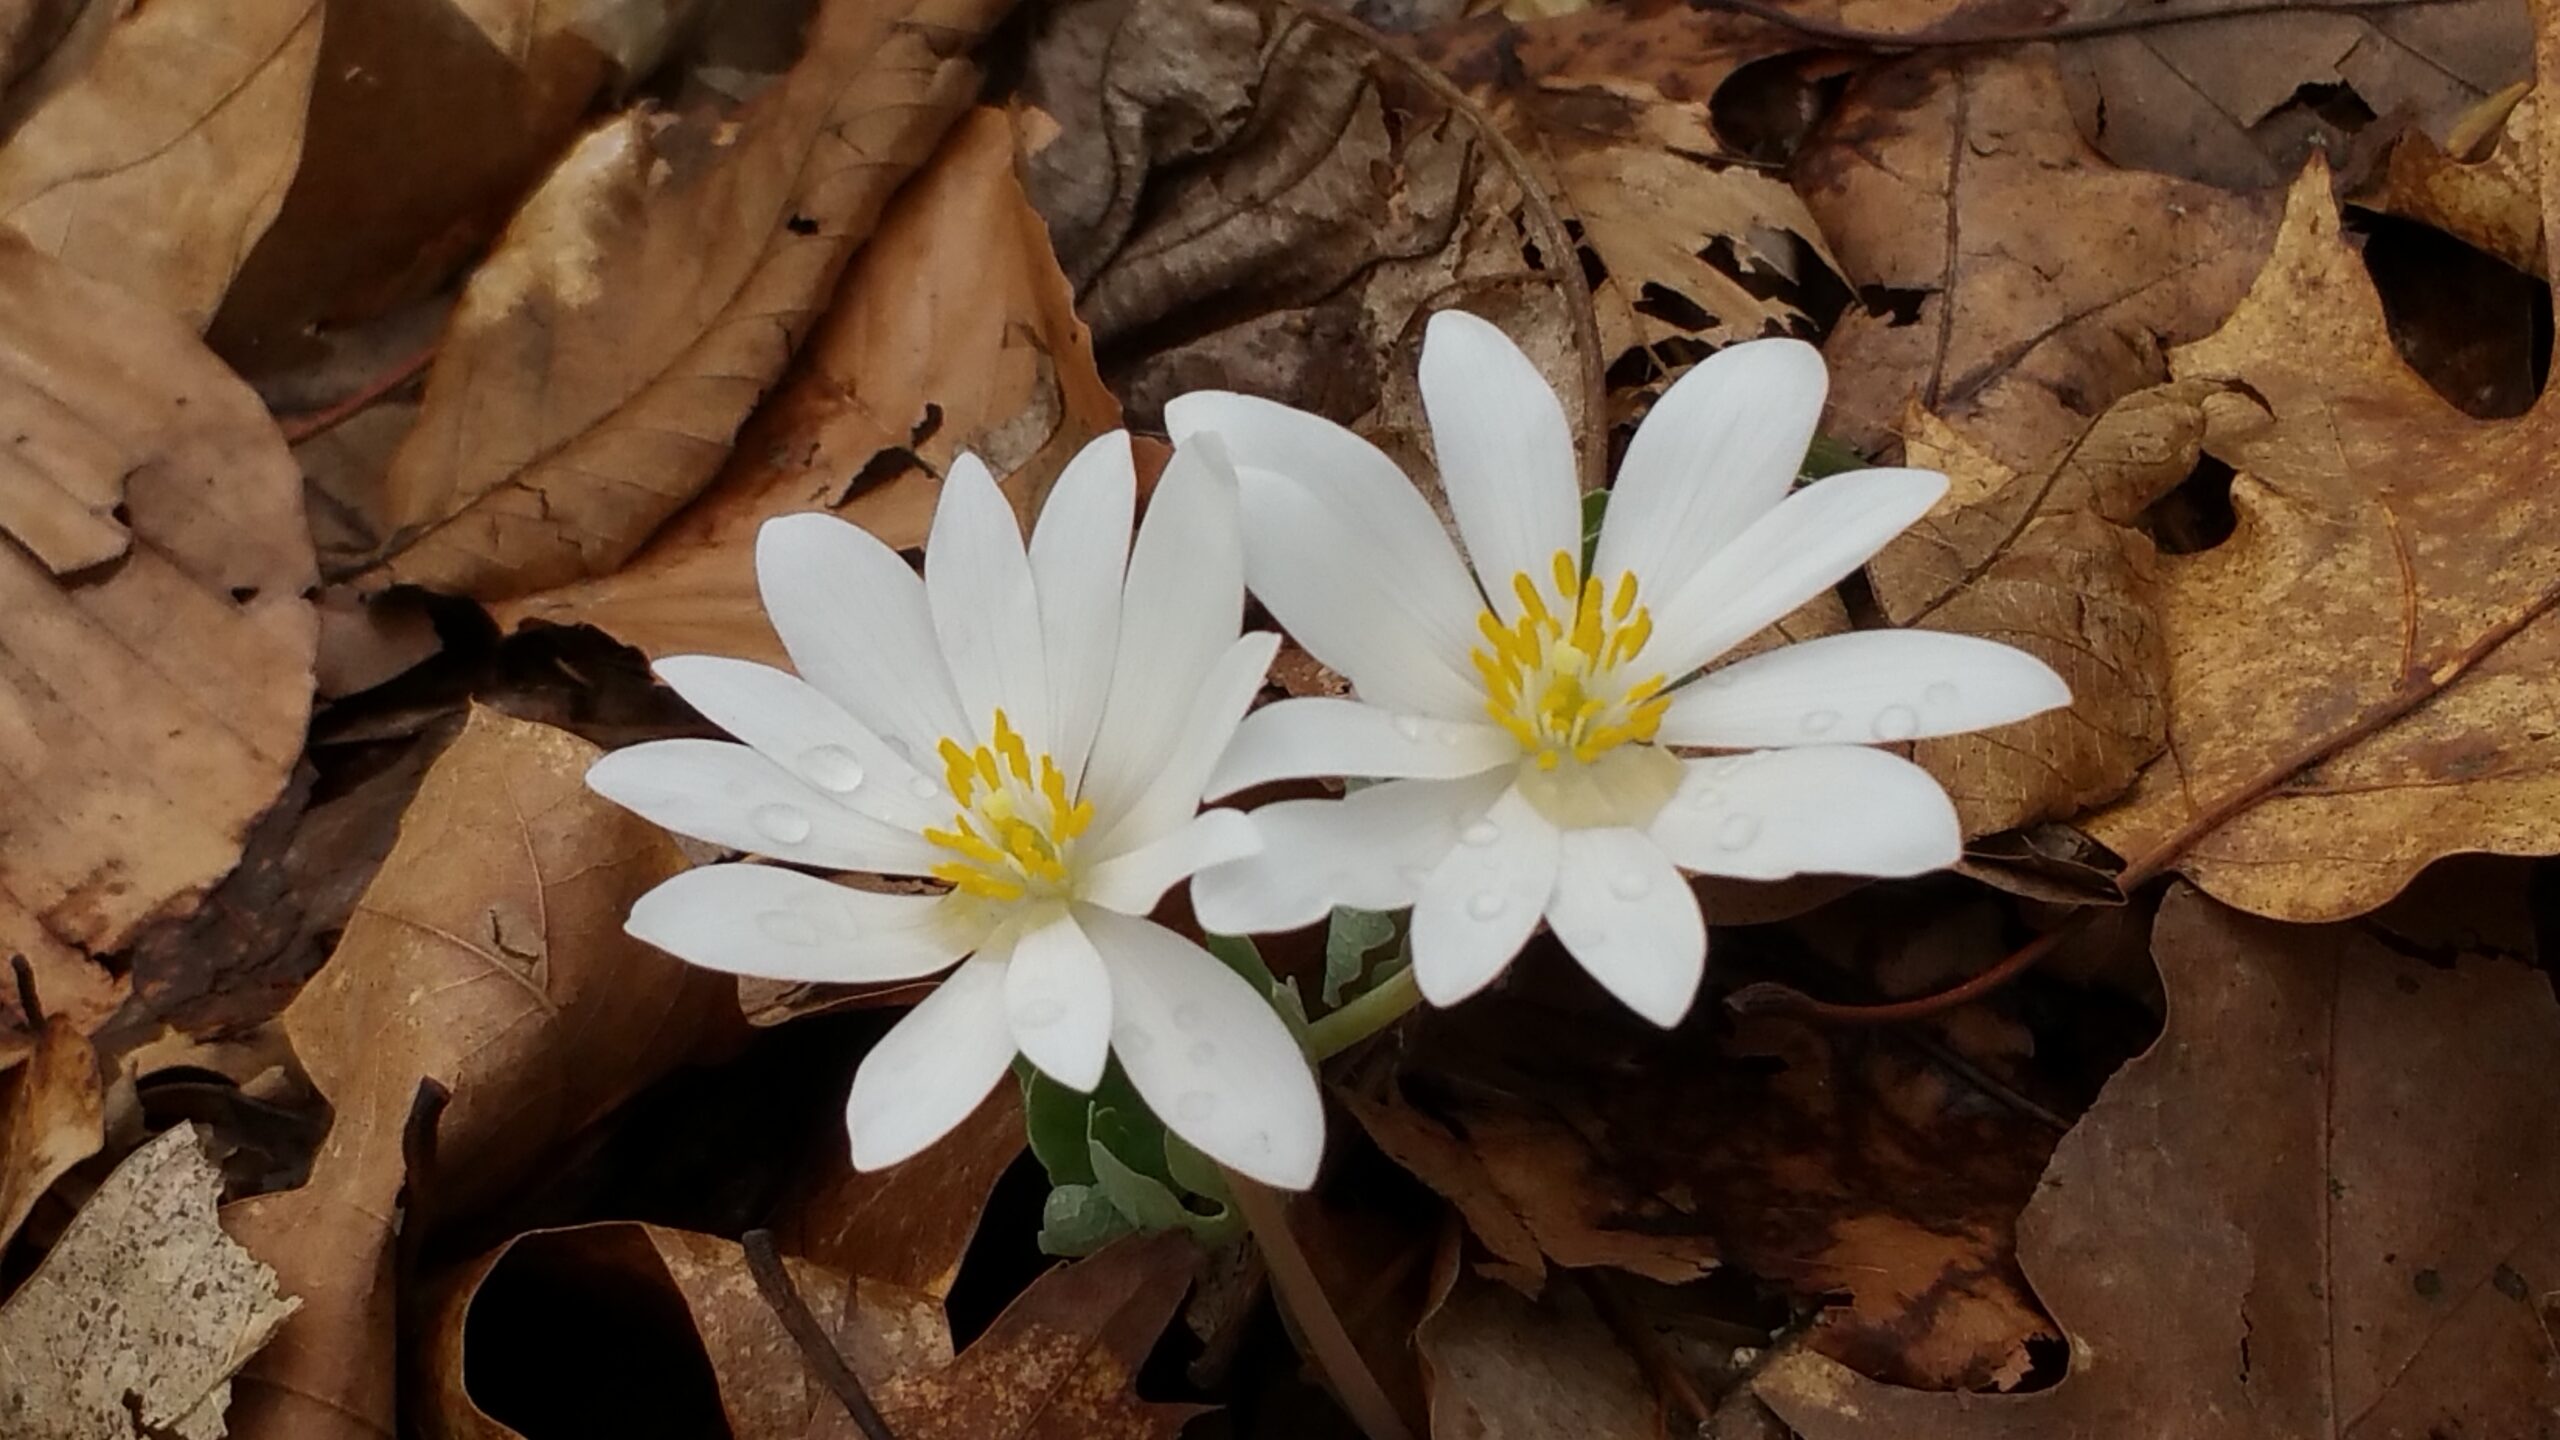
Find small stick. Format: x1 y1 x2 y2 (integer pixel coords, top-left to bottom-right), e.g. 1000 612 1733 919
1226 1172 1417 1440
274 341 439 444
741 1228 898 1440
1696 0 2468 51
10 954 39 1027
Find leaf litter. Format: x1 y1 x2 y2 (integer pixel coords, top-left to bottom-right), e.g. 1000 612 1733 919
0 0 2558 1437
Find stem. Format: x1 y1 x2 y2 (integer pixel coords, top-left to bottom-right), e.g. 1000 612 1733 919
742 1228 899 1440
1304 964 1422 1061
1226 1172 1416 1440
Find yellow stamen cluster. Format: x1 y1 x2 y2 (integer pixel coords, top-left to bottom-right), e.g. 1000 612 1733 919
1471 549 1670 771
924 709 1093 903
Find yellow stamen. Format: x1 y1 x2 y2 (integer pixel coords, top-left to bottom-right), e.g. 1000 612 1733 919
1465 553 1670 772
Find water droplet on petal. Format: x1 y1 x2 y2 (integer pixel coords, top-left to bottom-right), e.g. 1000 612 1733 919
1248 1130 1274 1155
757 910 823 946
1187 1040 1217 1064
1873 705 1921 741
797 744 865 792
1609 871 1653 901
1460 820 1501 847
752 803 813 845
1703 667 1740 688
1172 1003 1207 1030
1120 1027 1155 1056
1397 864 1434 889
883 735 915 761
1801 709 1840 737
1393 715 1425 741
1716 814 1763 851
1924 681 1960 707
1688 786 1725 810
1708 754 1752 777
908 775 942 800
1467 891 1506 921
1178 1091 1217 1121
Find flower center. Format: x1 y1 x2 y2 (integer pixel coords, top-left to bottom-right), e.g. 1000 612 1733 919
924 709 1092 904
1470 549 1671 771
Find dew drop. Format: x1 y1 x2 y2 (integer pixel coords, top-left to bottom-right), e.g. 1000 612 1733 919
1609 871 1653 901
1460 820 1502 847
908 775 942 800
1172 1002 1207 1030
1924 681 1960 707
1187 1040 1217 1065
1800 709 1840 737
883 735 915 761
1702 667 1741 688
797 744 865 792
1873 705 1921 741
1177 1090 1217 1121
1687 786 1725 810
756 910 823 946
752 803 813 845
1248 1130 1275 1156
1467 891 1506 921
1397 864 1434 889
1393 715 1425 741
1120 1027 1155 1056
1706 754 1752 778
1715 814 1763 851
1016 998 1066 1028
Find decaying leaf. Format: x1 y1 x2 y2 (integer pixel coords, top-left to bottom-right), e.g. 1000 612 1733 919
0 1124 299 1440
0 992 103 1253
0 233 319 1063
774 1084 1025 1298
1804 46 2275 477
223 707 738 1440
498 104 1119 662
2362 82 2542 275
1417 1270 1660 1440
1758 884 2560 1438
0 0 323 327
359 0 1013 600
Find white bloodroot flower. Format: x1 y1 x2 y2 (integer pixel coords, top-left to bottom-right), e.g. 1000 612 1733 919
1168 313 2071 1027
586 433 1324 1189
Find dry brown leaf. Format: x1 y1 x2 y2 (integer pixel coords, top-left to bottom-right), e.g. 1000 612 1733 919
0 994 103 1253
0 233 319 1063
1758 884 2560 1438
0 1123 299 1440
1417 1270 1659 1439
0 0 322 328
2058 0 2530 191
773 1083 1024 1299
1805 46 2276 477
223 707 739 1440
2080 92 2560 919
357 0 1013 601
2363 83 2543 275
498 104 1119 662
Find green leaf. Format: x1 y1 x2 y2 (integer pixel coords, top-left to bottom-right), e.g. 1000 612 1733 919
1580 487 1608 570
1037 1182 1138 1256
1321 906 1400 1007
1801 432 1871 478
1202 931 1312 1045
1162 1128 1233 1210
1019 1064 1099 1187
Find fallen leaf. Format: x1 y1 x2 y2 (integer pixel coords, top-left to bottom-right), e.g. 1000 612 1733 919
773 1083 1025 1299
2057 0 2530 191
0 990 103 1253
1757 884 2560 1437
1803 45 2275 477
1419 1267 1660 1439
223 707 739 1440
0 1124 299 1440
2362 82 2542 275
0 233 319 1063
2080 69 2560 918
497 104 1118 662
0 0 323 327
359 0 1014 601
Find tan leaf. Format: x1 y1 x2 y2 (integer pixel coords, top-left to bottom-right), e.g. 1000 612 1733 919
1418 1271 1660 1440
0 0 323 328
0 993 103 1253
360 0 1014 601
2362 82 2542 276
1758 885 2560 1438
0 233 318 1063
772 1084 1025 1300
1803 46 2275 477
0 1124 299 1440
496 104 1119 662
223 706 739 1440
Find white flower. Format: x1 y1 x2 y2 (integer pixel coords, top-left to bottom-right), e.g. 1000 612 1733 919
1167 312 2070 1027
586 433 1325 1189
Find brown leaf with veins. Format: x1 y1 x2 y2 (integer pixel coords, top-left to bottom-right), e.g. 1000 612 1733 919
0 233 318 1064
773 1084 1025 1299
2361 82 2542 276
498 104 1119 663
0 0 322 328
223 707 739 1440
1758 884 2560 1438
0 987 102 1254
0 1124 299 1440
359 0 1013 601
1803 45 2275 477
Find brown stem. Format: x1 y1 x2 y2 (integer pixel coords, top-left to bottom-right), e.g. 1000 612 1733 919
741 1228 898 1440
9 954 38 1027
1576 1270 1715 1431
1699 0 2468 51
274 341 438 444
1726 919 2082 1025
1226 1171 1417 1440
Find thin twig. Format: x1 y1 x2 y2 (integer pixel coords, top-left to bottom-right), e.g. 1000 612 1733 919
9 954 38 1027
1226 1171 1417 1440
1576 1270 1716 1432
1697 0 2468 51
273 341 439 444
741 1228 898 1440
1726 919 2083 1025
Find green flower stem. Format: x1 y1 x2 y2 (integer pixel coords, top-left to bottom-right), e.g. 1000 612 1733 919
1303 962 1421 1061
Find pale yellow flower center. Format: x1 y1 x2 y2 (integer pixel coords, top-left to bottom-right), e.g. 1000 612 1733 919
924 708 1092 904
1470 549 1672 772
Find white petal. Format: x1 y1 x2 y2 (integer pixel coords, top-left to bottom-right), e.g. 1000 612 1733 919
1080 907 1326 1190
756 512 970 762
1641 468 1949 682
1660 629 2072 749
1544 829 1704 1027
927 454 1049 752
1593 338 1827 596
1030 431 1135 786
1079 435 1246 832
1093 633 1278 859
1205 697 1513 799
1648 747 1961 881
846 953 1017 1171
653 655 947 831
1191 771 1509 935
1006 909 1113 1092
1418 310 1581 621
625 864 985 983
1409 785 1559 1008
586 740 946 875
1083 808 1263 917
1165 390 1485 719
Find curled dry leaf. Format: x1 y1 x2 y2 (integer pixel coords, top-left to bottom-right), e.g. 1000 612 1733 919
0 995 103 1254
0 234 318 1063
773 1083 1025 1299
498 105 1119 662
1417 1270 1660 1440
1758 884 2560 1438
361 0 1014 601
1804 46 2275 477
0 0 322 328
0 1124 299 1440
2082 101 2560 919
2362 82 2542 277
223 707 739 1440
